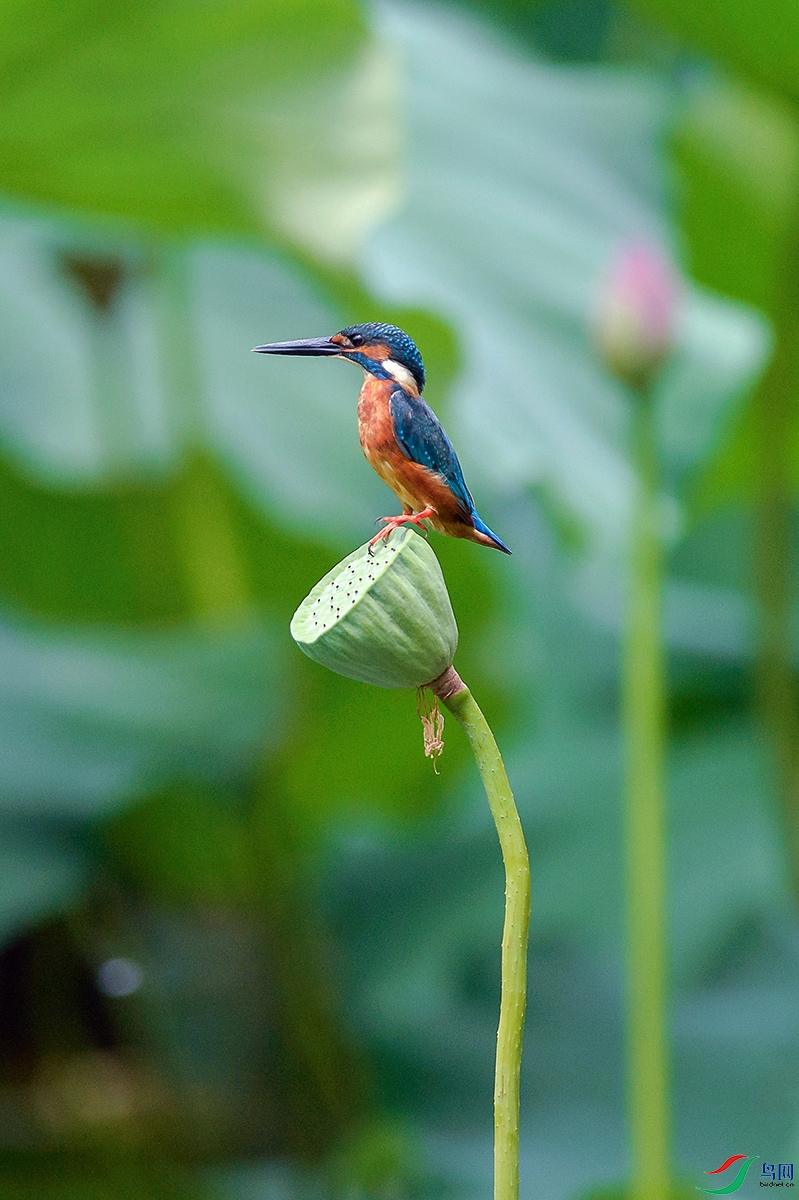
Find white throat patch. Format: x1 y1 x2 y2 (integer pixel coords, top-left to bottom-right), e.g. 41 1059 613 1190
382 359 418 390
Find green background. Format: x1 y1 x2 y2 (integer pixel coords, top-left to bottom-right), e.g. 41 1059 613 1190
0 0 795 1196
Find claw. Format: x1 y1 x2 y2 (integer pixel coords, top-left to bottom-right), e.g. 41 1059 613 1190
368 507 436 550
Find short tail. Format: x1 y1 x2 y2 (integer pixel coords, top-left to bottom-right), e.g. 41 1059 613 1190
472 512 512 555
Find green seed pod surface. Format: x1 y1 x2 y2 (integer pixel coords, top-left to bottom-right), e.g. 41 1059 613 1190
290 529 458 689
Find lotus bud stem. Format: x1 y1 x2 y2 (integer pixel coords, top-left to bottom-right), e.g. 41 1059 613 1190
623 393 670 1200
595 242 675 1200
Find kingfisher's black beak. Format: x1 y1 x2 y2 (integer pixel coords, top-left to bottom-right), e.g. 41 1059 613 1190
251 336 341 357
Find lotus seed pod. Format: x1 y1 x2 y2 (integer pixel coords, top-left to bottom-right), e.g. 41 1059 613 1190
290 529 458 689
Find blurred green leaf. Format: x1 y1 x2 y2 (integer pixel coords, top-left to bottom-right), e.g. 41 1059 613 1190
0 825 88 943
0 612 284 817
673 79 799 312
0 1148 203 1200
0 446 186 623
658 288 769 496
0 214 168 482
107 787 256 907
671 79 799 513
576 1184 696 1200
0 0 371 238
326 1120 426 1198
193 243 387 541
667 721 788 976
0 215 373 501
0 216 422 550
624 0 799 98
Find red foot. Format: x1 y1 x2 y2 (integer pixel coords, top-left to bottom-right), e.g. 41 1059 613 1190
369 507 436 552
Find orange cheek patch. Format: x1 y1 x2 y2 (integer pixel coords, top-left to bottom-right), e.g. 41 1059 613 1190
361 343 391 361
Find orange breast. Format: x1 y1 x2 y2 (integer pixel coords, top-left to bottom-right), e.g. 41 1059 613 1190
358 378 416 507
357 377 470 529
357 376 394 459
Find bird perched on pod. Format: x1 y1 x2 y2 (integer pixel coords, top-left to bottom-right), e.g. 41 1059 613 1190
253 322 511 554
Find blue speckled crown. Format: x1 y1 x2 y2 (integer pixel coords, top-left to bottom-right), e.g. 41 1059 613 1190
340 323 426 392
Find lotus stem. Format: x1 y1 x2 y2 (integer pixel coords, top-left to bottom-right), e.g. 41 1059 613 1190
291 536 529 1195
431 667 530 1200
624 394 669 1200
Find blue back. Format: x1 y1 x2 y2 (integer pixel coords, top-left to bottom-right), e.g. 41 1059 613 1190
389 386 474 517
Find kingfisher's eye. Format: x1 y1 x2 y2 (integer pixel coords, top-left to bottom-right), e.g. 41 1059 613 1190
350 332 364 347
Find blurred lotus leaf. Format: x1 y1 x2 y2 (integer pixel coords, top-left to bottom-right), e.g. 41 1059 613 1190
672 77 799 514
0 611 284 816
0 214 173 481
624 0 799 99
194 244 390 541
0 0 396 240
0 824 89 944
0 216 390 546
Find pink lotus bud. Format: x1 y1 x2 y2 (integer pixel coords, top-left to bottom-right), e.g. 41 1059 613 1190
595 242 676 389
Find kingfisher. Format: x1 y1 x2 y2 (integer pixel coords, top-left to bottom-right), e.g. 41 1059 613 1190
252 322 511 555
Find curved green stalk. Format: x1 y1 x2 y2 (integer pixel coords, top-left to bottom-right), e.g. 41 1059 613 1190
624 395 669 1200
434 671 530 1200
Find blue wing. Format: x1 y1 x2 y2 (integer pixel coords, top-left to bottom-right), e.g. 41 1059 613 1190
389 387 475 516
